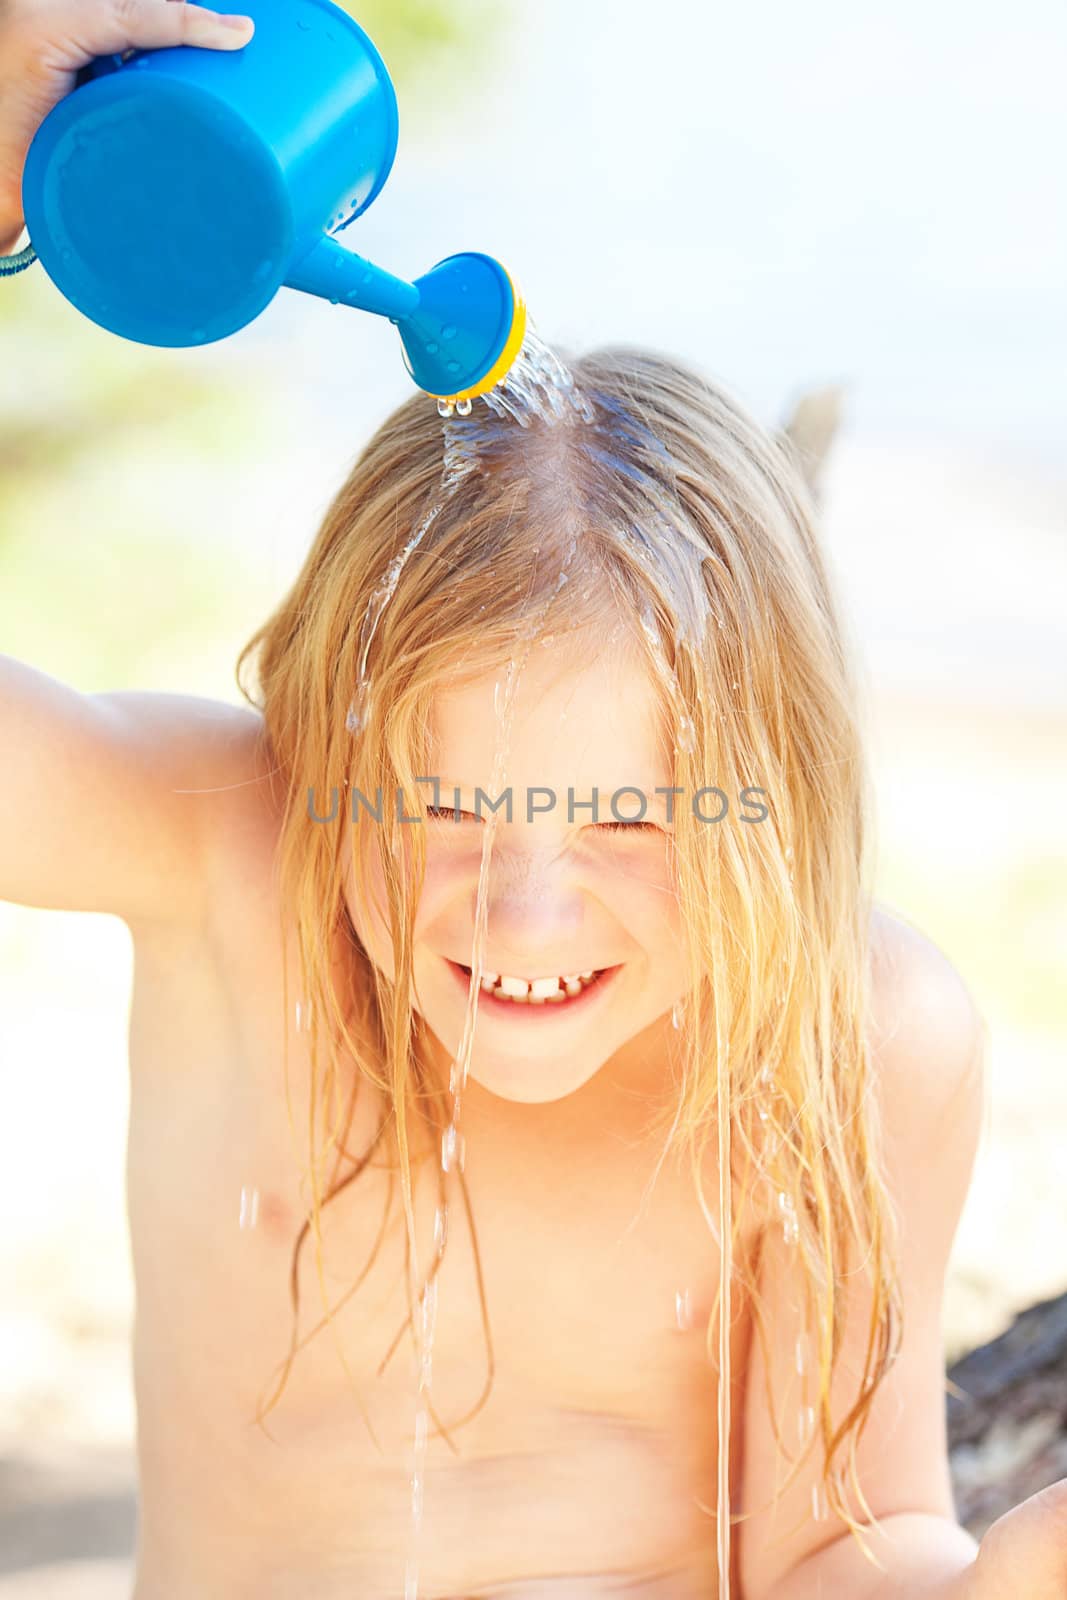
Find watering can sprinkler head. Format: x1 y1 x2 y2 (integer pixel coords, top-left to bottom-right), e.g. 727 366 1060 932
18 0 528 400
397 254 528 406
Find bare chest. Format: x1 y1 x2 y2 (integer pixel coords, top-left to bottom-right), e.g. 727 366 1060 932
124 919 753 1598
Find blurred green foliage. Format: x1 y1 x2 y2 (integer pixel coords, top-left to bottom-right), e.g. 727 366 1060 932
344 0 503 100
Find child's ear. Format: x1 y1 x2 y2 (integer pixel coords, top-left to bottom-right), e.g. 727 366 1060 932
776 382 847 503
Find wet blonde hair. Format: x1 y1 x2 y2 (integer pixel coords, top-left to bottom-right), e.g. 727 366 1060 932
235 344 902 1592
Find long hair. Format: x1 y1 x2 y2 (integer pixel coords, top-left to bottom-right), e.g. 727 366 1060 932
234 343 903 1592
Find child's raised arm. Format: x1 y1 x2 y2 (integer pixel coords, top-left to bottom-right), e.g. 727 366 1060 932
0 655 265 924
0 0 255 254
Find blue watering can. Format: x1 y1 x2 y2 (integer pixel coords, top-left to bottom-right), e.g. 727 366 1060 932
19 0 526 404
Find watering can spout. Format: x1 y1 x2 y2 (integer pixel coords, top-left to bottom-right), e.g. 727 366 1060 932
286 240 527 404
284 235 419 320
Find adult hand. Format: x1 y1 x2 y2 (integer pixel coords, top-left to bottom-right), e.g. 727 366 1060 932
0 0 255 249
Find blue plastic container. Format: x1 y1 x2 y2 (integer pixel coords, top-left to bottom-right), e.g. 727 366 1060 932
20 0 525 401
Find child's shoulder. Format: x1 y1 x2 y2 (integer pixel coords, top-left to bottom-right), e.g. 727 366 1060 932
102 692 280 935
866 899 989 1129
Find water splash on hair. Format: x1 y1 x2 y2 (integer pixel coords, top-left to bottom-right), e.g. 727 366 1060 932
347 325 588 736
481 331 596 428
346 504 442 734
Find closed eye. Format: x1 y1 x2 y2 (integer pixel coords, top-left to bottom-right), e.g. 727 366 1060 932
425 809 663 833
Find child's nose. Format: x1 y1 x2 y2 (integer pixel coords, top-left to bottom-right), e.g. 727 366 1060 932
479 853 586 945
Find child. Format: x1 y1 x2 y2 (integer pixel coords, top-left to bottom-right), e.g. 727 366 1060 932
3 4 1066 1598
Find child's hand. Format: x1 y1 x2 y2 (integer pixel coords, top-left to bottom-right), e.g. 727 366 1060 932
971 1475 1067 1600
0 0 255 250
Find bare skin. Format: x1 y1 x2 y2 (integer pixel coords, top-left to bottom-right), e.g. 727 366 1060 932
0 622 989 1600
116 718 971 1598
122 703 754 1599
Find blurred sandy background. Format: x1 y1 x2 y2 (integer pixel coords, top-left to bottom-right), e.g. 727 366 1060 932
1 0 1064 1592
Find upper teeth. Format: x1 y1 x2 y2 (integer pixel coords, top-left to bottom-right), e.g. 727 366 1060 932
475 969 597 1001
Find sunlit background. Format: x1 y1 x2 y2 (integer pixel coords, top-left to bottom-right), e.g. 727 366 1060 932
1 0 1065 1593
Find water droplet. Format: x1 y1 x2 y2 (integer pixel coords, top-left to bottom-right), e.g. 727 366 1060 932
676 716 696 754
540 633 555 647
296 16 311 28
361 270 373 286
60 247 73 263
295 996 313 1031
797 1403 815 1442
446 361 462 376
777 1189 799 1245
437 398 455 419
671 1000 684 1030
455 398 473 417
795 1333 808 1375
238 1185 260 1230
418 1277 438 1349
441 1124 465 1173
441 324 457 340
674 1287 693 1330
404 1547 421 1600
192 326 206 341
254 257 275 281
425 341 439 355
433 1203 448 1252
812 1483 828 1521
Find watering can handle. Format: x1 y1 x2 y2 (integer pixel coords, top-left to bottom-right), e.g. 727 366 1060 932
74 51 138 88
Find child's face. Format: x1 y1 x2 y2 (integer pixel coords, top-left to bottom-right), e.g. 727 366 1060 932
344 626 690 1104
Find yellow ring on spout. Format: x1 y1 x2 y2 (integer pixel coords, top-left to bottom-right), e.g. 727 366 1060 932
433 267 527 405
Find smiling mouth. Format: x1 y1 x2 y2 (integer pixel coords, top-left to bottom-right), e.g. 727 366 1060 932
445 959 620 1013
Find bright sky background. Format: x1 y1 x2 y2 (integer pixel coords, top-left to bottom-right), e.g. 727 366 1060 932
243 0 1066 459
